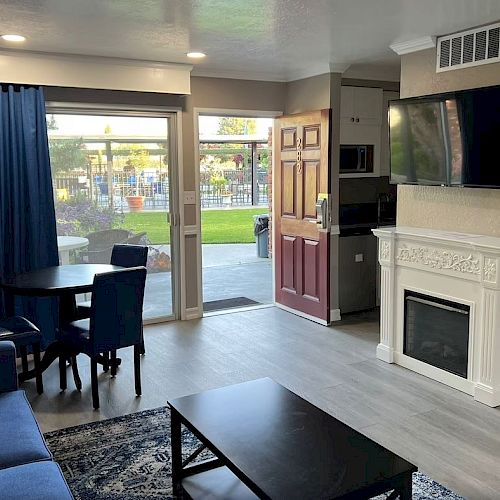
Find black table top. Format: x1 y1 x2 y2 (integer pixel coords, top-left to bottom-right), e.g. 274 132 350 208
168 378 416 500
1 264 123 296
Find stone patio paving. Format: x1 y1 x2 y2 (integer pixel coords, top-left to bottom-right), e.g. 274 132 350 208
142 243 272 319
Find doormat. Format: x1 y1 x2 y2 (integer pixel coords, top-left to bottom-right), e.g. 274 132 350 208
44 407 465 500
203 296 259 312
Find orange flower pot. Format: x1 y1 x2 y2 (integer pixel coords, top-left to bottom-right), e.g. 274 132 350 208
126 195 145 212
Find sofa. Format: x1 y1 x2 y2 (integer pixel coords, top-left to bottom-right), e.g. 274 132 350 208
0 341 73 499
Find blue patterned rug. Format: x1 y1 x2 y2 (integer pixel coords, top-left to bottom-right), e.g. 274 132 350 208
44 407 464 499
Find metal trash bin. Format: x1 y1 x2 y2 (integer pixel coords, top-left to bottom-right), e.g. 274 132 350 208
253 214 269 258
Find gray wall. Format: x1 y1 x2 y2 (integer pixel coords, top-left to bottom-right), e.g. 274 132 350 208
397 48 500 237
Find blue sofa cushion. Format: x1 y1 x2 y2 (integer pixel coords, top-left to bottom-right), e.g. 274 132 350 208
0 390 52 469
0 461 73 499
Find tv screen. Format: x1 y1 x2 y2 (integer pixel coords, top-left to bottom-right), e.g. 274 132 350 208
389 85 500 188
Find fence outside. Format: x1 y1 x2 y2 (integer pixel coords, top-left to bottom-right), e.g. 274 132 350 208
53 169 269 211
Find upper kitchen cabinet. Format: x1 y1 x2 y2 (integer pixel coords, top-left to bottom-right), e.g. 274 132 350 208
340 86 383 126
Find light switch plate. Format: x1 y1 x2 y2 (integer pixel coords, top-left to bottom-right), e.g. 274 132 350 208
355 253 364 262
183 191 196 204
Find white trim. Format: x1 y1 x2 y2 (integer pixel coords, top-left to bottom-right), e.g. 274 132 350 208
192 111 204 316
171 110 183 321
276 303 331 326
183 226 199 235
390 36 436 55
184 306 203 320
0 49 192 94
192 64 351 83
143 315 175 325
394 351 474 395
330 308 341 321
203 303 274 317
196 108 282 119
46 102 182 115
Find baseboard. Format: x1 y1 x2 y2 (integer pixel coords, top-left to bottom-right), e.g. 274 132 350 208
330 309 341 321
275 303 330 326
376 343 394 363
183 307 202 320
474 383 500 407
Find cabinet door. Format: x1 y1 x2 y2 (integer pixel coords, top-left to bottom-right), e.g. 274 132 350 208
354 87 383 125
340 86 355 121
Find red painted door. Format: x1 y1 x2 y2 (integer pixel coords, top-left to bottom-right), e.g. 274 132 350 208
274 110 331 324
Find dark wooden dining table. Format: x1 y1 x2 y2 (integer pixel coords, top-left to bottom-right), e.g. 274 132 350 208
1 264 123 381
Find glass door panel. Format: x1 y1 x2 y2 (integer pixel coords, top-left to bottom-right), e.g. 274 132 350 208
47 112 174 320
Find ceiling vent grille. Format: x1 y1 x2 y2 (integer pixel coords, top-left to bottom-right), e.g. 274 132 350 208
437 22 500 72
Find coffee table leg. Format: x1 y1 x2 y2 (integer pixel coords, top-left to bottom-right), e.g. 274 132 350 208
398 472 413 500
171 409 183 498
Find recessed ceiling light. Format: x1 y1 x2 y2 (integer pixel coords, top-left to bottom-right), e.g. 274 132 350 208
1 34 26 42
187 52 206 59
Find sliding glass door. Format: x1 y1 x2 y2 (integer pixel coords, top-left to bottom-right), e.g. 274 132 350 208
46 109 178 321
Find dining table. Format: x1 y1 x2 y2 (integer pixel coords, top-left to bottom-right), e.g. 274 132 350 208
1 264 124 382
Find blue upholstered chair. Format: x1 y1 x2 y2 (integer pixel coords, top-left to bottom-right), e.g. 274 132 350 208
0 317 43 394
58 267 147 409
77 244 148 363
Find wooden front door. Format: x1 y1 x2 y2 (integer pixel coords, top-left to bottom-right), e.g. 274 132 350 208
274 110 331 324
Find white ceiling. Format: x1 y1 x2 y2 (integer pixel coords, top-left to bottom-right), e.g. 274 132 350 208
1 0 500 82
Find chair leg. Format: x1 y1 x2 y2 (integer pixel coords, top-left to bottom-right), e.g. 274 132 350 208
102 351 109 373
91 358 99 410
134 345 141 396
20 345 29 374
110 350 117 377
32 342 43 395
71 355 82 391
59 355 67 391
140 325 145 355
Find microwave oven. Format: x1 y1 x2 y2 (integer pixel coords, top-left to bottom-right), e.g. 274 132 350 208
340 145 374 173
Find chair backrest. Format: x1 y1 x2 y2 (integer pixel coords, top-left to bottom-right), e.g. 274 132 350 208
89 267 147 354
86 229 131 251
111 244 148 268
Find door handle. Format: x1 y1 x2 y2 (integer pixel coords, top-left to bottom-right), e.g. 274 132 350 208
315 194 330 231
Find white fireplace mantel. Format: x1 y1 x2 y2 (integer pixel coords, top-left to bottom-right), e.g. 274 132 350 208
373 226 500 407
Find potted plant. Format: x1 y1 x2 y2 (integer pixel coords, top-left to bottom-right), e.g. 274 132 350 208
123 147 149 212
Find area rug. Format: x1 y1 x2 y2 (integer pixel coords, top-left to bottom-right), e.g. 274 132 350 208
203 296 259 312
44 407 463 500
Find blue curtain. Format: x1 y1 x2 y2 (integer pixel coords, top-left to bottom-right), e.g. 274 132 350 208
0 84 59 346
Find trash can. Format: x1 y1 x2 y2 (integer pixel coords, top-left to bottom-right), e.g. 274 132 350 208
253 214 269 258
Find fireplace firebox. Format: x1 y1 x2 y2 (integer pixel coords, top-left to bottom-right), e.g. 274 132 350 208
404 291 470 378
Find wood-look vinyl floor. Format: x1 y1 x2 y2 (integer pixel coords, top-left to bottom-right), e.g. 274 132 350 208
24 307 500 499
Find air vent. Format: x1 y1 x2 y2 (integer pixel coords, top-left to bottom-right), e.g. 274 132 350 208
437 21 500 72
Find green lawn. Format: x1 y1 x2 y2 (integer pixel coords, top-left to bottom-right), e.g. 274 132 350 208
123 208 267 244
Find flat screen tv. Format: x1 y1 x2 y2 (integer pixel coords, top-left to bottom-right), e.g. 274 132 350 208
389 85 500 188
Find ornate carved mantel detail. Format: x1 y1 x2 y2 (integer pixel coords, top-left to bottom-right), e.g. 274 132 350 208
396 244 480 275
380 241 390 261
483 258 497 283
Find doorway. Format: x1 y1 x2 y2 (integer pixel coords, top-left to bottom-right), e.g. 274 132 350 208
46 108 179 322
198 115 273 313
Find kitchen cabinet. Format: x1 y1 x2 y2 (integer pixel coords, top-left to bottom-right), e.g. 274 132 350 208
339 232 377 313
340 86 383 126
380 91 400 177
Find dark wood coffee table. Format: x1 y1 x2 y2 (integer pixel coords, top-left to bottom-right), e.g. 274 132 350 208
168 378 417 499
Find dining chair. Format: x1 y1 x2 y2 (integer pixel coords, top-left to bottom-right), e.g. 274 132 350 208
77 244 148 364
0 317 43 394
58 266 147 409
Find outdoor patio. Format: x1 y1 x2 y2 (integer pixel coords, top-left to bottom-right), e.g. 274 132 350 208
142 243 272 319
